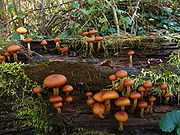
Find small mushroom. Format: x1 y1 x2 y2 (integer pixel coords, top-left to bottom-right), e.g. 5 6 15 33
54 37 61 48
65 96 74 103
0 55 5 64
23 38 33 55
114 111 128 132
16 27 27 40
108 74 117 88
115 70 128 91
43 74 67 96
101 90 119 112
124 79 135 97
7 44 21 62
130 92 141 113
128 50 135 67
53 102 63 113
138 101 148 118
63 85 73 95
115 97 130 111
138 86 146 99
32 86 42 96
41 40 48 51
148 96 156 113
92 103 105 119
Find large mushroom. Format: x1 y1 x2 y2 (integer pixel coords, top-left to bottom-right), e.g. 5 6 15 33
23 38 33 55
138 101 148 118
92 103 105 119
124 79 135 97
7 44 21 62
115 97 130 111
114 111 128 132
130 92 141 113
43 74 67 96
101 90 119 112
16 27 27 40
128 50 135 67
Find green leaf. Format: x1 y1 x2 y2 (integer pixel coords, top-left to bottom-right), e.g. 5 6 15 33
72 1 80 9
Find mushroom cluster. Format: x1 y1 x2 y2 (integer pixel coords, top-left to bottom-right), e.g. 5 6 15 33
81 29 105 57
32 74 75 113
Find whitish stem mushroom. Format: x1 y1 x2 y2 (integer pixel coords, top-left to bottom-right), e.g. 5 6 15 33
53 88 59 96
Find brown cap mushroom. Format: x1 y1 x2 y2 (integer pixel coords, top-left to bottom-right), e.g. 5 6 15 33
63 84 73 95
138 101 148 118
92 103 105 119
115 97 130 111
16 27 27 40
124 79 135 97
130 92 141 113
101 90 119 112
127 50 135 67
43 74 67 95
7 44 21 62
114 111 128 131
93 91 104 102
23 38 33 51
32 86 42 96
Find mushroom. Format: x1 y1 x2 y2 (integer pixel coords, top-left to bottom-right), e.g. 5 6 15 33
43 74 67 96
7 44 21 62
88 29 98 40
23 38 33 55
53 102 63 113
127 50 135 67
160 83 168 96
148 96 156 113
93 91 105 103
0 55 5 64
49 95 63 103
114 111 128 132
92 103 105 119
95 36 104 52
58 47 69 56
32 86 42 96
123 79 135 97
16 27 27 40
115 97 130 111
115 70 128 91
143 80 153 96
86 97 95 107
108 74 117 88
54 37 61 48
41 40 48 51
101 90 119 112
138 101 148 118
130 92 141 113
65 96 74 103
138 86 146 99
62 84 73 95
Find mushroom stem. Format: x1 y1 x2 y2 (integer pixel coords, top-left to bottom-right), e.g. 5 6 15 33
104 100 111 112
89 43 95 57
121 106 125 111
140 108 145 118
129 55 133 67
57 107 61 113
131 99 137 113
53 88 59 96
149 102 154 113
118 122 124 132
13 54 18 62
20 35 24 40
126 86 131 97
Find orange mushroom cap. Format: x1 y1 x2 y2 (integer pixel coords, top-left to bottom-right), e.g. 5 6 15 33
115 70 128 78
128 50 135 56
130 92 141 99
16 27 27 34
32 86 42 94
143 80 153 89
93 91 104 102
115 97 130 107
7 44 21 54
108 74 117 81
114 111 128 123
43 74 67 89
124 79 135 87
49 96 63 103
63 85 73 93
23 38 32 43
101 90 119 101
138 101 148 109
41 40 48 45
